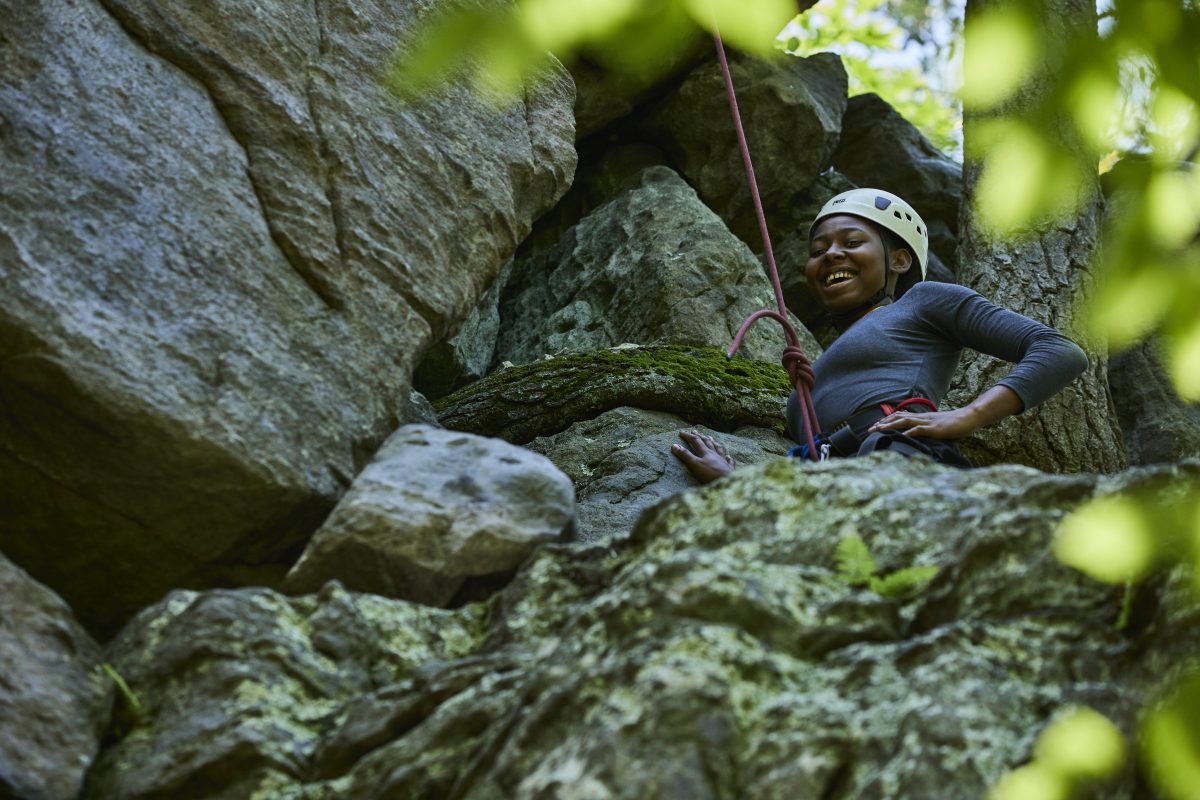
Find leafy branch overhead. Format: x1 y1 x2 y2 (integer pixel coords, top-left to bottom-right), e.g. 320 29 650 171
390 0 819 100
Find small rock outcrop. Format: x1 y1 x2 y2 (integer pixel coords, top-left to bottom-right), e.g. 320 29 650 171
0 553 112 800
643 52 848 245
284 425 575 605
496 167 808 366
526 406 794 543
436 345 799 445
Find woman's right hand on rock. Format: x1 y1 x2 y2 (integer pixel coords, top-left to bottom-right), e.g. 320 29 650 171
671 430 735 484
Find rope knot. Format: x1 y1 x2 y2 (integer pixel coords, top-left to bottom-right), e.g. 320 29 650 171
781 346 814 391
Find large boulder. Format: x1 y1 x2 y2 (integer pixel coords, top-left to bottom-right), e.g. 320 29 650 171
1108 337 1200 465
0 0 575 635
284 425 575 605
495 167 818 366
525 406 794 543
832 93 963 267
643 53 848 245
0 553 112 800
85 457 1200 798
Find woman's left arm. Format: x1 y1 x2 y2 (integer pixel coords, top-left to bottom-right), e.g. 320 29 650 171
870 284 1088 440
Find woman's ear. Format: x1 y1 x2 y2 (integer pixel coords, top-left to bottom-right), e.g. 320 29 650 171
889 248 913 275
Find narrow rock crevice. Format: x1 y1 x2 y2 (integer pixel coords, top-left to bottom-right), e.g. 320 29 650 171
95 0 343 311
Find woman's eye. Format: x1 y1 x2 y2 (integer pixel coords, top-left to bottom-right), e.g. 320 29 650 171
845 239 862 247
810 248 826 257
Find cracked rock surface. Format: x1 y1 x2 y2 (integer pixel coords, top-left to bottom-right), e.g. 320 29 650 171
0 0 575 636
643 52 848 247
525 406 793 543
496 167 817 367
0 552 112 800
88 456 1200 799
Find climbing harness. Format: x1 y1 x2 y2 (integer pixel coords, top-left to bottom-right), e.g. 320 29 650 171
713 29 821 460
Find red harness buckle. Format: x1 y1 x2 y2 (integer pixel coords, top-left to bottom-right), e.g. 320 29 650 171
880 397 938 416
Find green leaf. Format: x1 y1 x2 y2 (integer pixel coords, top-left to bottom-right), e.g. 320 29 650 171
101 662 144 725
1142 674 1200 800
869 565 938 599
1034 706 1126 781
835 534 876 586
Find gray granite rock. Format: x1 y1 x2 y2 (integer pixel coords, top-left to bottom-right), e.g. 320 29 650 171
85 582 488 800
0 553 112 800
526 406 795 543
496 167 818 367
284 425 575 604
644 52 848 245
0 0 574 635
570 25 708 140
1109 337 1200 465
88 457 1200 798
833 93 963 271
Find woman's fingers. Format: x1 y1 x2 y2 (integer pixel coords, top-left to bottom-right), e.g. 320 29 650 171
871 412 924 431
674 431 733 465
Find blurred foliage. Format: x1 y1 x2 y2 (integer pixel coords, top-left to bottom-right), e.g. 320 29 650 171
963 0 1200 396
388 0 800 101
989 707 1126 800
968 2 1199 793
779 0 963 152
1047 479 1200 798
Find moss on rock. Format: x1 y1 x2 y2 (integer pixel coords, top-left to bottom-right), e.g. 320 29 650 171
435 344 793 443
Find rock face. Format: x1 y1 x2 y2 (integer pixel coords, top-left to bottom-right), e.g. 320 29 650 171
1108 337 1200 465
0 553 112 800
0 0 575 635
525 406 794 543
832 93 963 267
87 457 1200 799
86 583 488 800
284 425 576 605
496 167 810 367
643 52 848 245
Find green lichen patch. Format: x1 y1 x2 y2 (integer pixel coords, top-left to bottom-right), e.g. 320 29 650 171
435 344 793 443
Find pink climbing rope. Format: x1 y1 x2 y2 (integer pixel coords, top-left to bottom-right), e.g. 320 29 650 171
713 31 820 460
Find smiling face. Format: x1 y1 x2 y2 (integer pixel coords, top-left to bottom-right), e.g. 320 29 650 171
805 215 911 316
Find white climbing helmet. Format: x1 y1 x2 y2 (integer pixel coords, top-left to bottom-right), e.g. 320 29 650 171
810 188 929 279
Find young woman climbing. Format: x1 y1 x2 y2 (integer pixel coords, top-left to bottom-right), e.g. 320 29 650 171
671 188 1090 484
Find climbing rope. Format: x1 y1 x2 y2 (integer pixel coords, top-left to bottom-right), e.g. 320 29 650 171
713 30 820 460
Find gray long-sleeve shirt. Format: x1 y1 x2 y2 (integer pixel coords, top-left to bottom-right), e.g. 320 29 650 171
803 281 1089 433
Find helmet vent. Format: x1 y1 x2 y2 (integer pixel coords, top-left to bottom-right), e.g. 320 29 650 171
905 212 912 221
893 210 902 219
